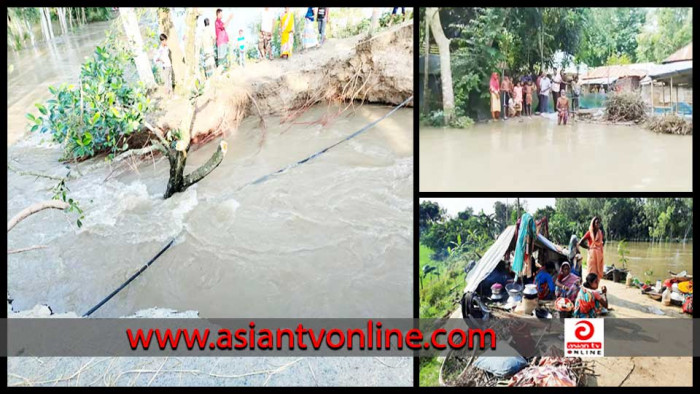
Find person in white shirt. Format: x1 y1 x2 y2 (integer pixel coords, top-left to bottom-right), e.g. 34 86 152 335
539 74 552 114
154 33 173 96
552 68 562 109
258 8 274 61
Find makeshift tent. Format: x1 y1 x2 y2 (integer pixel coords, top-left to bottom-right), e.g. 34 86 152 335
464 225 568 294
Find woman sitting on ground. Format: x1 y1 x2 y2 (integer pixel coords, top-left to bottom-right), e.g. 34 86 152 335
555 261 580 301
534 261 556 300
567 234 583 276
573 273 608 318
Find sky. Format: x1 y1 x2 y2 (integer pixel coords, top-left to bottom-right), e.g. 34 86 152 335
419 198 556 217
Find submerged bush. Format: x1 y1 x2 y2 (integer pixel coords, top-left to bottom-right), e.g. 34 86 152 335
604 91 647 122
646 113 693 135
27 44 151 161
420 110 474 129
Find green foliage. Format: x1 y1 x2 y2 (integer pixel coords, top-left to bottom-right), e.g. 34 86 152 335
577 8 646 67
605 52 633 65
84 7 114 23
51 176 85 228
420 110 473 128
419 200 446 235
617 240 629 269
29 44 151 161
636 8 692 63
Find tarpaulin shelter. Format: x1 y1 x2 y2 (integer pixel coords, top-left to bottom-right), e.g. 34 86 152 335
463 225 567 295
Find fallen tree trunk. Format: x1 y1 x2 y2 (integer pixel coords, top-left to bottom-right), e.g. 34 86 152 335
7 200 70 233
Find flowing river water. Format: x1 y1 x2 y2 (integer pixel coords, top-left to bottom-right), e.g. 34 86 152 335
7 18 413 319
419 116 692 192
7 104 413 318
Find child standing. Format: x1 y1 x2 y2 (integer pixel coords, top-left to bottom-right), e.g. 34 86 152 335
236 29 246 68
523 80 534 117
513 81 523 117
154 33 173 97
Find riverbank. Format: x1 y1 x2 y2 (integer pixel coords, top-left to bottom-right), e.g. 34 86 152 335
150 21 413 147
419 116 692 192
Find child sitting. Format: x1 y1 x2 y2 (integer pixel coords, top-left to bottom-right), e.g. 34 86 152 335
508 97 516 118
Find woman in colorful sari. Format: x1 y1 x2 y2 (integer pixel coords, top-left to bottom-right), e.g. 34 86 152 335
579 217 604 278
489 72 501 121
302 7 318 50
573 273 608 318
555 262 580 301
280 7 295 59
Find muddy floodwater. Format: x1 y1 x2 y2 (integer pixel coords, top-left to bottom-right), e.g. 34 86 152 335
419 116 692 192
7 104 413 318
7 21 112 146
582 241 693 281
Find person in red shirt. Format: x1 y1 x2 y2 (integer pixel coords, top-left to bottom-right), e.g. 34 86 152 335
215 8 233 70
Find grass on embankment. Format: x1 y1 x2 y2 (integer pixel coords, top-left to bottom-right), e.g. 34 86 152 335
419 244 468 387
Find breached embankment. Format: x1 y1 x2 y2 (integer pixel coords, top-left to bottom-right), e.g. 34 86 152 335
152 22 413 145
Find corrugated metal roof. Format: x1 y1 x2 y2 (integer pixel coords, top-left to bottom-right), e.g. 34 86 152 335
580 77 617 85
580 63 654 81
648 60 693 79
663 42 692 63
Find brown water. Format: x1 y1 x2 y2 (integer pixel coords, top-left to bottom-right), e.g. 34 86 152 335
581 241 693 281
7 104 413 318
419 116 692 192
7 21 111 146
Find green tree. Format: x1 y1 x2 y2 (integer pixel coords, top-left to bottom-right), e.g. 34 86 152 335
577 8 646 67
636 8 692 62
419 200 445 234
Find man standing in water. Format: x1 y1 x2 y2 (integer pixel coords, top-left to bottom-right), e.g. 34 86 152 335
215 9 233 70
551 68 562 107
535 71 544 113
500 75 512 120
258 7 274 61
539 73 552 114
317 7 329 45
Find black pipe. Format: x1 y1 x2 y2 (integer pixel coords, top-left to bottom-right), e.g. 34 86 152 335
82 237 176 317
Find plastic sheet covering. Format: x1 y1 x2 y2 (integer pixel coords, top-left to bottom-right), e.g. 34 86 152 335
464 226 516 294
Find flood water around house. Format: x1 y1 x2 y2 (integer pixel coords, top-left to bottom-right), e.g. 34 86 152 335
419 116 692 192
583 241 693 281
7 104 413 318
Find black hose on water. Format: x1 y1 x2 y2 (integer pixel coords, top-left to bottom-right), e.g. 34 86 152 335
82 237 176 317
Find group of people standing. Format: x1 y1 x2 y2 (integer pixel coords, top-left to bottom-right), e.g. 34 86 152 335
488 69 581 125
153 7 332 93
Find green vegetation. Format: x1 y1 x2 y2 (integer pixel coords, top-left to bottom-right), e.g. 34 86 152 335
419 356 441 387
617 240 629 270
28 44 151 161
